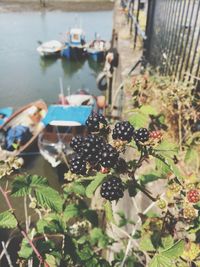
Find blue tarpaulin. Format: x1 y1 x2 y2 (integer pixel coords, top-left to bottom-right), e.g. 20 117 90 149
6 125 32 150
0 107 13 125
42 105 92 126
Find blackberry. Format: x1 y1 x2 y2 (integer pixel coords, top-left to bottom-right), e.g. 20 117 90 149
112 121 134 143
134 128 149 143
70 136 84 153
86 113 107 132
100 176 124 201
99 144 119 168
81 135 105 165
114 157 128 174
70 154 87 175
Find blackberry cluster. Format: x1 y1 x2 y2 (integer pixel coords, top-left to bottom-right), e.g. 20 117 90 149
134 128 149 143
100 176 124 201
112 121 134 143
70 155 87 175
86 113 107 132
99 144 119 168
81 135 105 165
70 136 84 153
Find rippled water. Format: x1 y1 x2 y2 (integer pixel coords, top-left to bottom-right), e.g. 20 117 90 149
0 10 113 108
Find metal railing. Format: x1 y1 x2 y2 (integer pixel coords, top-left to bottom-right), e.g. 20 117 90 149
144 0 200 87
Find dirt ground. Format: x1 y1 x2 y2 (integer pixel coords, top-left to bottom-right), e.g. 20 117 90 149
0 0 114 13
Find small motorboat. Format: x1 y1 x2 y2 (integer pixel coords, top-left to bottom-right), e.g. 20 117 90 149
87 39 110 62
61 28 87 60
38 105 93 167
0 100 47 160
37 40 64 57
0 107 13 126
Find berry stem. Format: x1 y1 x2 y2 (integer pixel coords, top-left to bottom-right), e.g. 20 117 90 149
0 186 50 267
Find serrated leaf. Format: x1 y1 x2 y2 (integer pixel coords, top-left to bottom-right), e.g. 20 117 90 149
140 105 158 115
128 112 149 128
63 204 80 221
90 228 109 248
0 210 17 229
85 173 106 198
35 186 63 212
161 240 184 259
11 175 48 197
104 201 115 224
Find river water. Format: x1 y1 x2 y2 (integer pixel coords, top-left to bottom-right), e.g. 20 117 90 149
0 10 113 107
0 10 113 214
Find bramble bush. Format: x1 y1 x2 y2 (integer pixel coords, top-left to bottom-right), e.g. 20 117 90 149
0 96 200 266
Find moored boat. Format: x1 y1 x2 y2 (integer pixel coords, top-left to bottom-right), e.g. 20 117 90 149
37 40 64 57
38 104 93 167
0 100 47 160
87 39 110 62
61 28 87 60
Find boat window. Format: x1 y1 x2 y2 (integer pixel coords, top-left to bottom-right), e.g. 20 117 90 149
56 126 72 134
75 126 87 135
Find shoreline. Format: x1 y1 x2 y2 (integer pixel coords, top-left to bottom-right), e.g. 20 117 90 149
0 1 114 13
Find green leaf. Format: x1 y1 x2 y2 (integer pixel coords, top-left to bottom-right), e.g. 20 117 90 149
0 210 17 229
85 173 106 198
185 147 199 170
104 201 115 224
35 186 63 212
139 234 155 251
128 112 149 128
156 140 178 158
90 228 109 248
18 237 33 259
37 215 65 234
161 240 184 259
140 105 158 116
139 173 161 185
11 175 48 197
149 254 172 267
63 204 80 221
45 254 60 267
161 235 174 249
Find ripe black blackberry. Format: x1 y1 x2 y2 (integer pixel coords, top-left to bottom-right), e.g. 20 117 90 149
114 157 128 174
99 144 119 168
70 136 84 153
100 176 124 201
112 121 134 142
134 128 149 143
70 154 87 175
86 113 107 132
81 135 105 165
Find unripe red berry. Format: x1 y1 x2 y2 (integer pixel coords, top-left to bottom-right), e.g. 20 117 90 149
187 189 200 203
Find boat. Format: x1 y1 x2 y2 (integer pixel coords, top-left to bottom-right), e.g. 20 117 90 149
0 107 13 126
0 100 47 160
37 40 65 57
87 39 110 62
38 104 93 167
61 28 87 60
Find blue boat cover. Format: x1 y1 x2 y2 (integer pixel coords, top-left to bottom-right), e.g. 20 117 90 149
42 105 92 126
0 107 13 125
